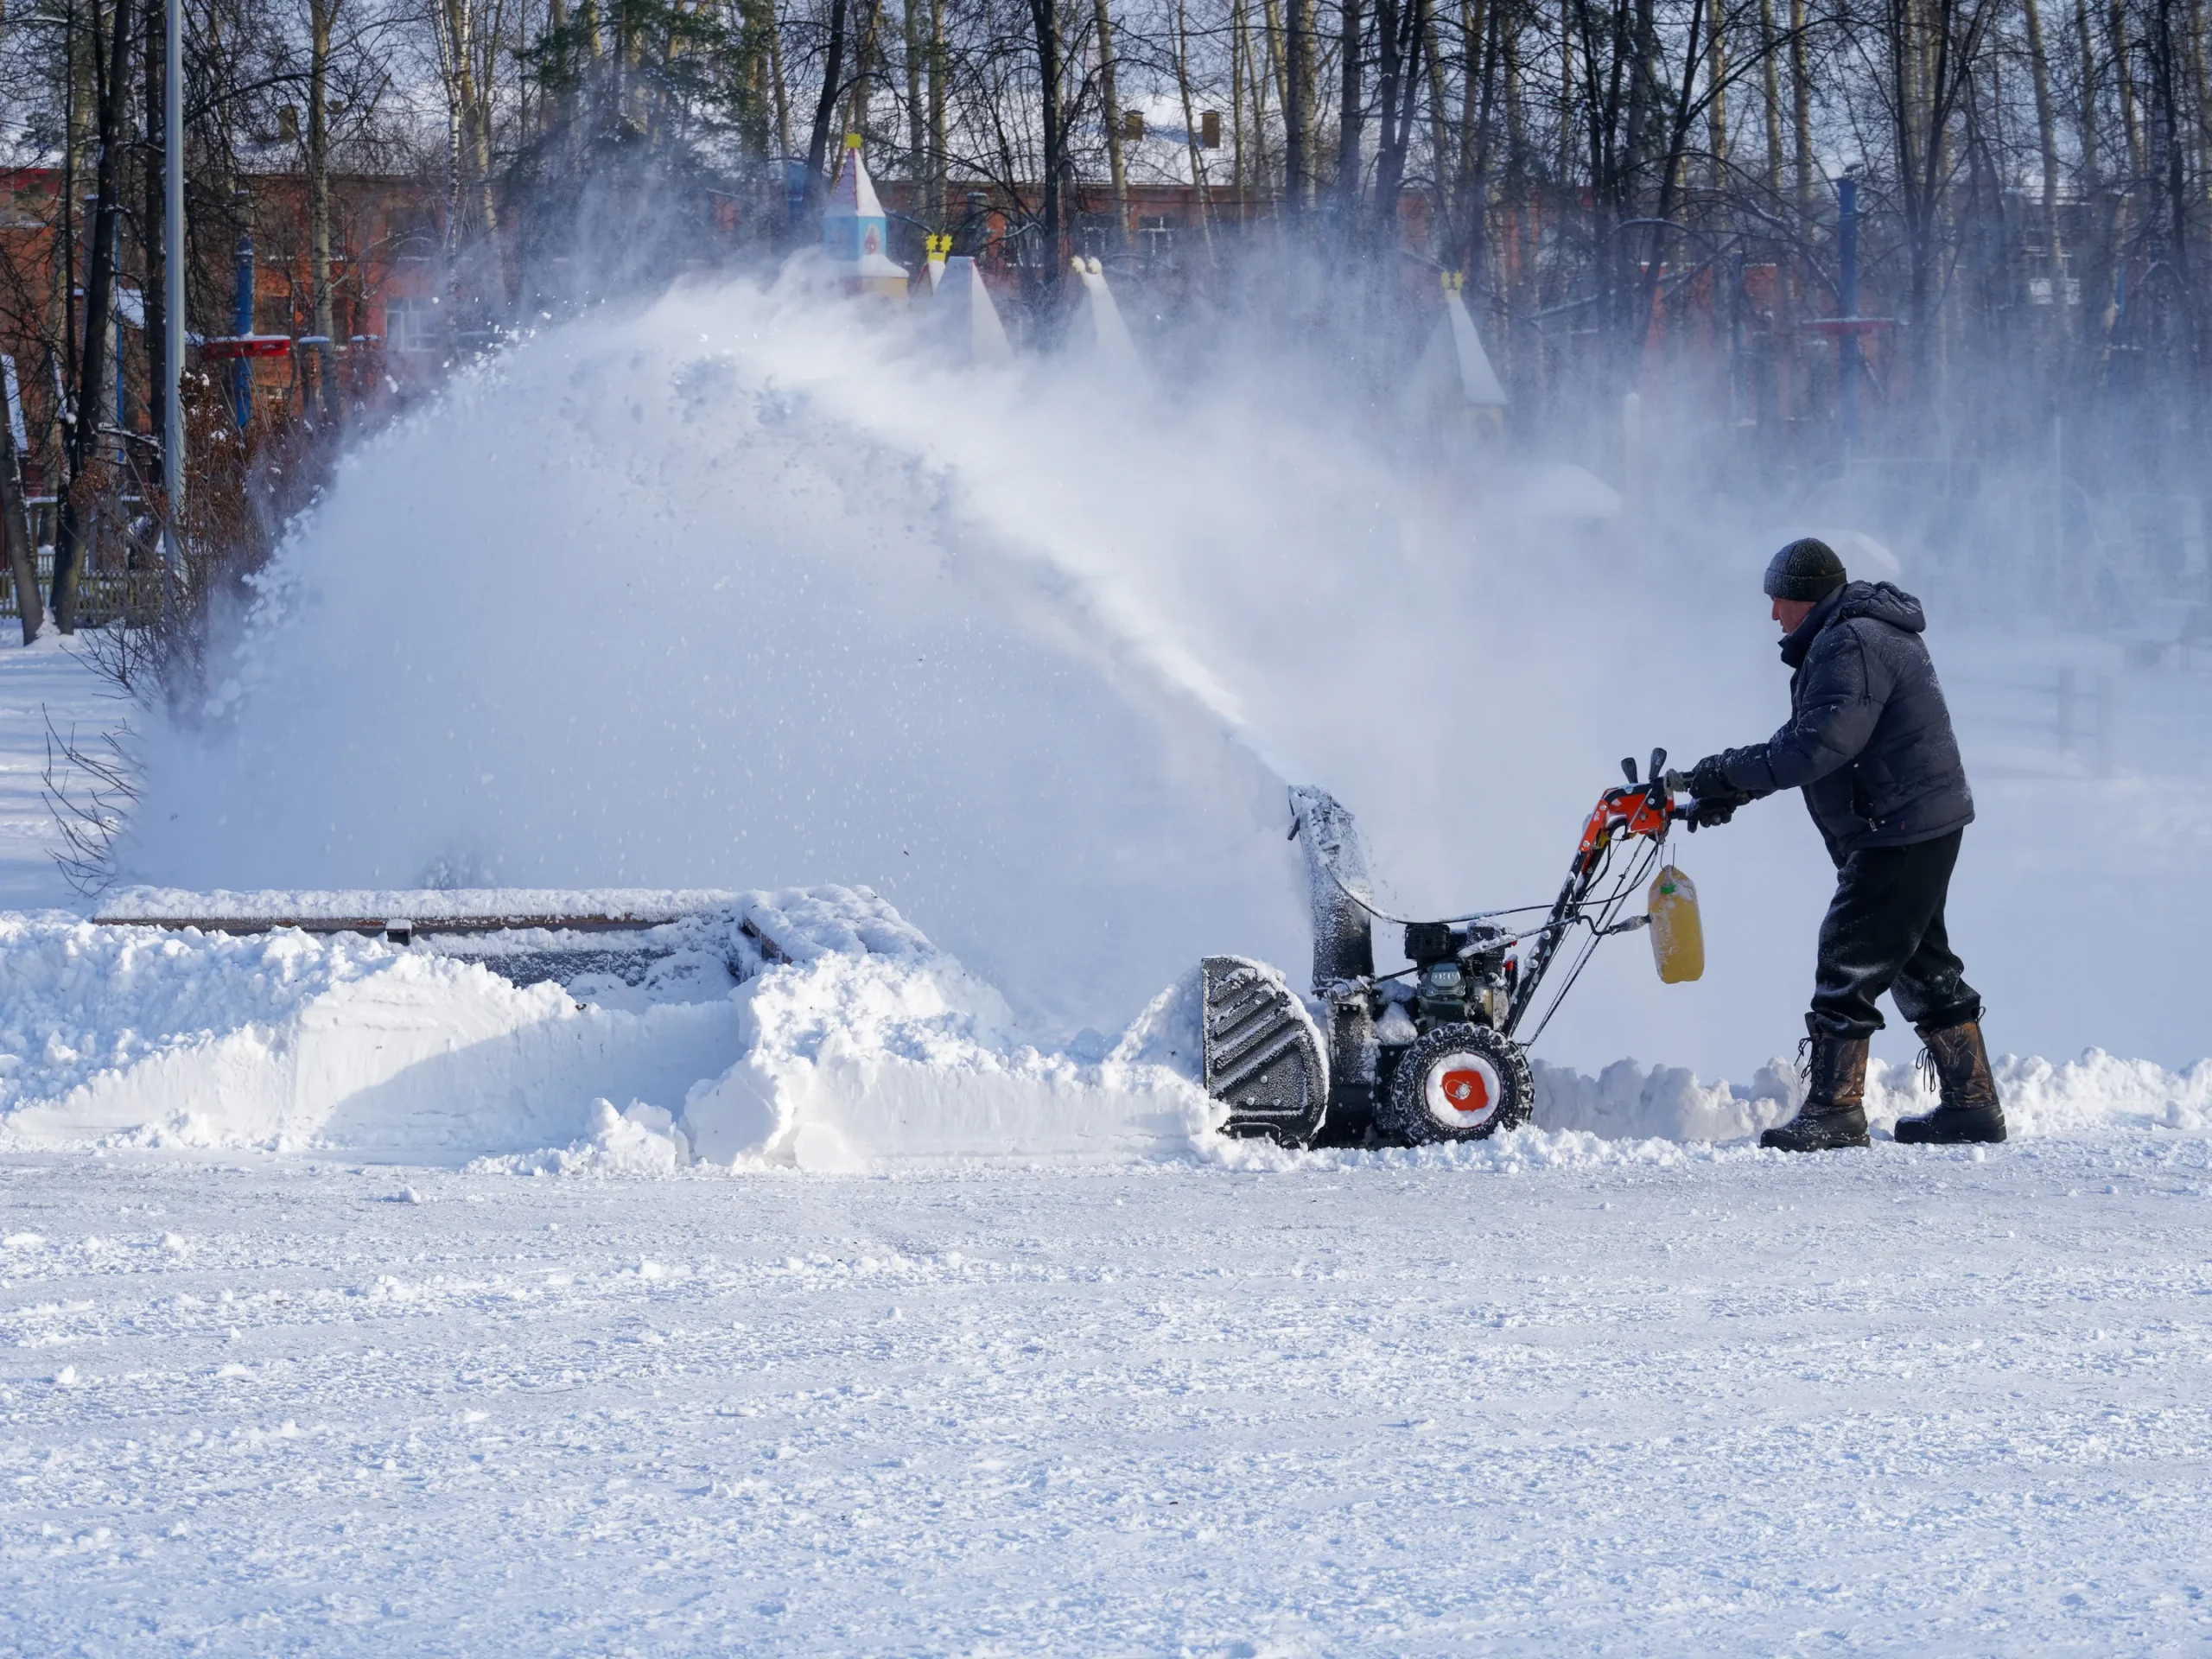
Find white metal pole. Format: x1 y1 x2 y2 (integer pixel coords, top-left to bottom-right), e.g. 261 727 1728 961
162 0 184 569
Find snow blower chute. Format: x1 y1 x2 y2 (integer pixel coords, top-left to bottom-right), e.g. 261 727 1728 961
1201 753 1702 1148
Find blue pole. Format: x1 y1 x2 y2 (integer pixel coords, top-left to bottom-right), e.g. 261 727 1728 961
1837 175 1859 449
232 231 254 429
786 161 808 230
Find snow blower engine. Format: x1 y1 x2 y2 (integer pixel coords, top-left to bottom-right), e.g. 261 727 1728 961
1200 750 1704 1148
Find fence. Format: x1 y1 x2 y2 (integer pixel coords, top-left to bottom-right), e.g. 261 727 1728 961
2 547 168 627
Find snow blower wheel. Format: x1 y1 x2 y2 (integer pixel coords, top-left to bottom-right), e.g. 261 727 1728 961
1381 1022 1532 1143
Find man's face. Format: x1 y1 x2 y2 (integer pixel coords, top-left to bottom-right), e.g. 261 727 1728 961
1771 595 1817 633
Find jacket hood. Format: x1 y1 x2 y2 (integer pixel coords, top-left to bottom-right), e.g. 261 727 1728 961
1780 581 1924 667
1833 581 1925 632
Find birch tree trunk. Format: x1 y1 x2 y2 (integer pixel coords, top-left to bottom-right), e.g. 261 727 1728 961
1558 0 1576 180
1790 0 1813 214
1176 0 1217 258
1338 0 1363 222
1262 0 1288 145
2024 0 2061 252
1095 0 1128 239
1421 0 1452 229
1759 0 1783 192
1232 0 1248 211
141 0 166 478
542 0 564 136
59 0 86 406
1705 0 1726 185
1503 4 1524 179
2110 0 2143 177
1 385 40 643
435 0 499 277
2187 0 2212 190
1253 0 1278 196
2074 0 2100 186
928 0 946 209
770 2 791 156
845 0 882 145
905 0 926 191
54 0 135 633
455 0 499 234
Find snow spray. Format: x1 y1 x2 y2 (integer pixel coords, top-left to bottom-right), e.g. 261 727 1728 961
118 266 1919 1065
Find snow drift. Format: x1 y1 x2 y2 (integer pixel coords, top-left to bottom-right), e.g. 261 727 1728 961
4 895 2206 1171
0 892 1217 1169
0 913 745 1160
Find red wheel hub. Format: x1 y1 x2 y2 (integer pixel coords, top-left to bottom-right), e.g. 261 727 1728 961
1422 1049 1505 1129
1440 1067 1489 1110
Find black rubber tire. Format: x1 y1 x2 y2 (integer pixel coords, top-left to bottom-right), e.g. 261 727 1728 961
1378 1022 1533 1144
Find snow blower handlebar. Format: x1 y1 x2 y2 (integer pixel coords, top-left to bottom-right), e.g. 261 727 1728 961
1501 748 1696 1040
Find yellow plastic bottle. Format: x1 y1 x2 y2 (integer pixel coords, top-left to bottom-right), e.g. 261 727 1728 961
1647 861 1705 983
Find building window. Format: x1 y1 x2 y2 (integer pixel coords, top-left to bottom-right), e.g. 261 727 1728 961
1139 214 1175 260
384 296 442 353
1076 213 1117 260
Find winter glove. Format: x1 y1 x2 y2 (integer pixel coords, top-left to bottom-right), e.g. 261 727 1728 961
1686 753 1739 802
1683 753 1754 831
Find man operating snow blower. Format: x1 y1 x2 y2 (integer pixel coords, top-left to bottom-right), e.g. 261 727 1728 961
1685 537 2006 1153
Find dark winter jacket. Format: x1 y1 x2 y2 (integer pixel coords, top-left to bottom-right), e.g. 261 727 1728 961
1719 582 1974 857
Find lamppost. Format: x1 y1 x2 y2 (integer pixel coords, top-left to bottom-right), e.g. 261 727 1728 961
161 0 182 569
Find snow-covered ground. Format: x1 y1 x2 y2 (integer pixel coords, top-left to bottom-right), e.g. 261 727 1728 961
0 631 119 912
6 1140 2211 1654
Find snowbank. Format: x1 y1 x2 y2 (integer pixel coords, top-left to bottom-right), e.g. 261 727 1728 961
1534 1054 1798 1141
0 889 1217 1168
0 914 743 1157
3 889 2207 1169
685 954 1207 1170
1535 1044 2212 1142
1930 1047 2212 1136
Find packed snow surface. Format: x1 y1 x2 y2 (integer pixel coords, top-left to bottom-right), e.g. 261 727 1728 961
0 632 118 912
6 1141 2212 1653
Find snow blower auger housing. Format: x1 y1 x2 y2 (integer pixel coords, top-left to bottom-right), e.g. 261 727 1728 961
1203 753 1694 1148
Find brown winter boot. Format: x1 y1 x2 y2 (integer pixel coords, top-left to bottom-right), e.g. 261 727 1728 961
1894 1020 2006 1144
1760 1033 1872 1152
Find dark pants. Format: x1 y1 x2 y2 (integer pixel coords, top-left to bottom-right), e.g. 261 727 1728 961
1810 829 1982 1040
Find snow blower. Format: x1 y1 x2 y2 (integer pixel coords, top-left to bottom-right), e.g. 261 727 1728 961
1200 752 1703 1148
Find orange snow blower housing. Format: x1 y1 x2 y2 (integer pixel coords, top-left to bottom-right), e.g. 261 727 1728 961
1198 750 1708 1151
